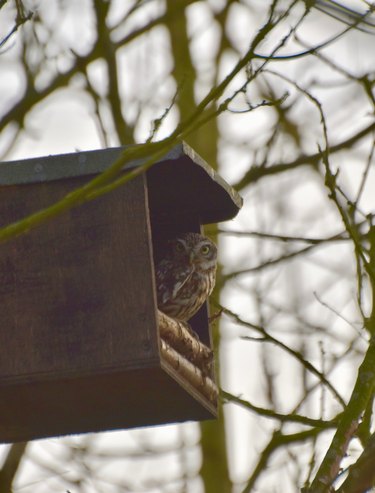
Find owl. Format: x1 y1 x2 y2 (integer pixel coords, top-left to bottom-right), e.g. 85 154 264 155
155 233 217 322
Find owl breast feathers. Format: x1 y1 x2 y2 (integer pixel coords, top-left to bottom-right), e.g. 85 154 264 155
155 233 217 322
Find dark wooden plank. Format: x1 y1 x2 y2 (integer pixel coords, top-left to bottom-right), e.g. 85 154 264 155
0 174 159 381
0 366 214 442
0 143 242 223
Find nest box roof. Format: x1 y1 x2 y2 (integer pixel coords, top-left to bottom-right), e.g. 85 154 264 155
0 142 242 224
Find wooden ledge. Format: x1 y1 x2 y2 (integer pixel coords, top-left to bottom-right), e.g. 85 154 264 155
158 311 218 405
160 340 218 405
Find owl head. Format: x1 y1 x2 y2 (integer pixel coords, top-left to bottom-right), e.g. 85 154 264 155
168 232 217 271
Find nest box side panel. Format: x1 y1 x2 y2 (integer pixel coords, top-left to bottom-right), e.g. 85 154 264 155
0 174 159 381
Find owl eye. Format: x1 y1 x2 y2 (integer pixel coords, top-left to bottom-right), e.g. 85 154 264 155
174 241 185 253
200 244 211 255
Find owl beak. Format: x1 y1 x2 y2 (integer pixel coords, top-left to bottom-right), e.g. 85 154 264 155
189 252 195 264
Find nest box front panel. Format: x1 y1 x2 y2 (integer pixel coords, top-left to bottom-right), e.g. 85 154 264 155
0 174 159 381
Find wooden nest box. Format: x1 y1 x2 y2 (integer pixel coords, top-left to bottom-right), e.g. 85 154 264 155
0 142 242 442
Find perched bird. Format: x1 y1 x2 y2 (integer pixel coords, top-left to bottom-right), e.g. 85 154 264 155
155 233 217 322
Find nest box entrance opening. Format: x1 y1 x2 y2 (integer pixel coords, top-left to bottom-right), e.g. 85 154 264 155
0 142 242 443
